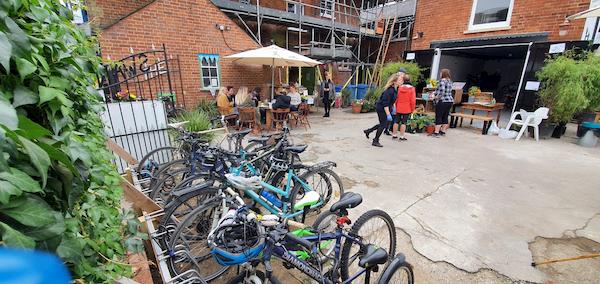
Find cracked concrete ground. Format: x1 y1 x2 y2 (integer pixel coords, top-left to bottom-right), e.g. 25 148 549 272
289 109 600 283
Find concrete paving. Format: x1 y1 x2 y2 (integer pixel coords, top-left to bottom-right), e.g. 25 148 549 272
291 108 600 283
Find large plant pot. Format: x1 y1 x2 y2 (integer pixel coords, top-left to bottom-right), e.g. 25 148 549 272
352 104 362 113
551 123 567 138
425 125 435 134
538 121 557 139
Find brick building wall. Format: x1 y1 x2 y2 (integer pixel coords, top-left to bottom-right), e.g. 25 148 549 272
88 0 154 29
93 0 268 108
411 0 589 50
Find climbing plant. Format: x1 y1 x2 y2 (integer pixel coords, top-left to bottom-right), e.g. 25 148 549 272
0 0 143 282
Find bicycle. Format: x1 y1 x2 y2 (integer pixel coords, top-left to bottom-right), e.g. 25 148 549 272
211 192 412 284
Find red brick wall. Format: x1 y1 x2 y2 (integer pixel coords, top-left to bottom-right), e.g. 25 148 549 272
385 41 409 62
95 0 268 108
412 0 589 50
88 0 154 29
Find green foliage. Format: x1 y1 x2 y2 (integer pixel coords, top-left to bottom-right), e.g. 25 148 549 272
379 61 422 86
537 53 589 123
174 110 215 141
362 86 383 112
196 98 219 117
0 0 142 282
409 115 434 130
341 88 351 107
468 86 480 97
582 54 600 111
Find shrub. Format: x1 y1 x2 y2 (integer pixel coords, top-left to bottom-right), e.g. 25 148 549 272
0 0 143 281
341 88 351 107
582 53 600 111
174 110 215 141
537 54 588 124
379 62 422 86
196 98 219 117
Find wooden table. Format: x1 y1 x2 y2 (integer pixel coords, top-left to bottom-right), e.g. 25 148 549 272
259 107 274 131
460 102 505 125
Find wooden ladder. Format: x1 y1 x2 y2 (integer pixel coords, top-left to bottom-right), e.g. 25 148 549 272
370 15 397 87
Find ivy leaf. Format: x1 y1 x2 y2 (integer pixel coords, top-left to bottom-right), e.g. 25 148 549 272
16 58 37 79
17 115 51 139
39 86 64 105
12 85 38 108
0 100 18 130
17 136 50 187
0 221 36 248
57 236 83 262
4 17 30 52
0 167 41 194
0 180 20 204
38 141 77 174
49 76 70 91
1 195 55 227
0 32 11 72
22 212 66 240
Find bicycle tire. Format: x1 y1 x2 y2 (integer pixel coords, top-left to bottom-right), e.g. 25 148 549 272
289 169 344 222
148 158 187 194
377 256 414 284
340 209 396 282
150 167 190 206
168 197 229 281
227 270 282 284
312 210 338 232
136 146 179 174
158 186 218 249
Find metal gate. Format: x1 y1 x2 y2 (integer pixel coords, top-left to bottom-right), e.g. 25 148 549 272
97 44 185 172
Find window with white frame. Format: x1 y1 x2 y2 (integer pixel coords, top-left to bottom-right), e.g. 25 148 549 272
197 54 220 89
287 2 303 14
320 0 333 18
468 0 514 30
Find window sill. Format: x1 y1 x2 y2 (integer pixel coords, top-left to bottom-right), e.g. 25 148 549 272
464 26 511 34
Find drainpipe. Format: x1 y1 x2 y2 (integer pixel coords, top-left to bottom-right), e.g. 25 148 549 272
430 48 441 80
512 42 533 115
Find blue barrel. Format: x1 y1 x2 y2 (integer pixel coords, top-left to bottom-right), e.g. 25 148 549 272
345 85 358 100
335 86 342 93
356 84 369 100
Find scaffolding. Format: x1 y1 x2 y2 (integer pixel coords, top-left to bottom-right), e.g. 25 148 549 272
212 0 416 84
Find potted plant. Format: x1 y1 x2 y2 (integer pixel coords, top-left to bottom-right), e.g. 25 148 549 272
468 86 480 103
425 116 435 134
576 53 600 136
537 53 590 138
352 99 364 113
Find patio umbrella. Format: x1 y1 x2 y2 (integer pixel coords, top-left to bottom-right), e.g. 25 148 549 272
567 5 600 20
225 45 322 99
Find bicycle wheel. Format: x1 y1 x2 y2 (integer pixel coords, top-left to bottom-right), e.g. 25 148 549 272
227 270 281 284
136 146 179 174
377 256 414 284
148 158 187 194
168 198 228 281
158 186 218 248
340 209 396 282
289 169 343 222
312 211 338 232
150 167 190 206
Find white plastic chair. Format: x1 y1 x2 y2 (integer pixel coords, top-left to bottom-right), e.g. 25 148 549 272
505 107 549 141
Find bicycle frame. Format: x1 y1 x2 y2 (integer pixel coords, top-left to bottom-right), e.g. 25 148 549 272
262 229 370 284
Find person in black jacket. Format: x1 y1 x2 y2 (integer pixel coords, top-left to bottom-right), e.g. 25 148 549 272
363 73 401 147
272 91 291 109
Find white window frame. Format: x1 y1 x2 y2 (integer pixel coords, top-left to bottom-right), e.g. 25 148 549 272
468 0 514 31
320 0 333 18
197 54 221 90
287 2 303 15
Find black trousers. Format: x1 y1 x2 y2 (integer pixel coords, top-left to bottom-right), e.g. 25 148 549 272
323 98 331 115
435 102 453 125
365 109 387 142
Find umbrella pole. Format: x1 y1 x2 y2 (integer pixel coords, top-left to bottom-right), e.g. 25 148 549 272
271 58 275 100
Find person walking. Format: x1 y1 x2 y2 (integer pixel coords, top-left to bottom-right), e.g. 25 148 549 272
320 71 335 117
363 73 400 147
392 73 416 140
433 69 454 137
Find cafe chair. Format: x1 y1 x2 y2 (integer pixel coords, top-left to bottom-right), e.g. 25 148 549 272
238 107 260 133
272 108 290 130
295 103 311 130
505 107 549 142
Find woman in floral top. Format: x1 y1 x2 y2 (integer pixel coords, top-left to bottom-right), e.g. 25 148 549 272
433 69 453 137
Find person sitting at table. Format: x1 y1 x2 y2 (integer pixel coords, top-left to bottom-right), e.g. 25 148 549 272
235 86 261 127
250 87 262 107
288 83 302 111
217 86 234 115
392 73 416 141
272 90 291 110
433 69 454 138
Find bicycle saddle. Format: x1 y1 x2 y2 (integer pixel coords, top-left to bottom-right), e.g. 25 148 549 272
358 244 388 268
293 191 321 211
248 136 270 144
284 145 307 154
329 192 362 213
225 173 262 190
228 129 252 138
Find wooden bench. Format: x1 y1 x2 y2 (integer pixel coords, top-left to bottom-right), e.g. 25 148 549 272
450 113 493 135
